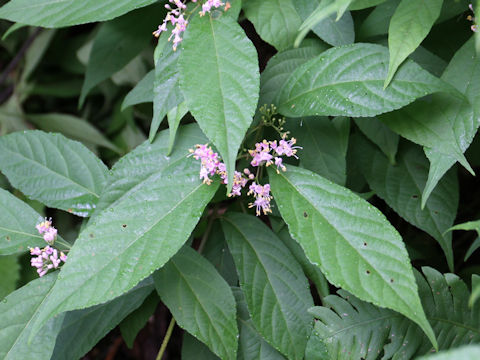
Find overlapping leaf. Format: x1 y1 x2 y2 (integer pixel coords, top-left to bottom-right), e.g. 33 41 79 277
154 247 238 360
309 267 480 359
0 273 64 360
294 0 354 46
179 14 259 190
0 255 20 299
277 43 452 118
222 213 313 359
385 0 443 86
267 165 436 347
0 131 108 217
355 136 458 271
233 287 286 360
354 117 399 164
51 278 154 359
29 128 219 338
0 188 45 254
121 70 154 110
79 6 159 106
243 0 301 51
0 0 156 27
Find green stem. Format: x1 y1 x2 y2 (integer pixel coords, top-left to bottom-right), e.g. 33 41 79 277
156 317 176 360
198 211 216 254
55 238 72 250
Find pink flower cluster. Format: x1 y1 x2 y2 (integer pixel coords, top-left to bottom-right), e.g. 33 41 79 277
469 3 478 32
30 246 67 277
153 0 226 51
30 218 67 277
190 135 301 216
249 136 301 173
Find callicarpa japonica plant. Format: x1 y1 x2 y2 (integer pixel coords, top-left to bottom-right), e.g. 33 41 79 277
1 0 480 359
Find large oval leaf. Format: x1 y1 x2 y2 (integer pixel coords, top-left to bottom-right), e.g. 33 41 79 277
243 0 301 51
385 0 443 86
154 247 238 360
276 43 452 118
267 165 437 348
179 14 259 190
0 188 45 255
0 273 64 360
0 131 108 217
0 0 156 28
354 136 458 271
30 149 219 338
222 213 313 360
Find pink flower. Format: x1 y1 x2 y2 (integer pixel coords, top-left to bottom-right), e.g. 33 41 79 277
274 157 286 172
274 138 301 158
247 182 272 216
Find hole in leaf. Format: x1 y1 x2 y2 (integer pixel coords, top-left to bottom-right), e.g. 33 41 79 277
412 195 418 199
303 211 308 218
363 242 367 246
390 278 394 283
5 236 10 241
366 270 371 275
89 233 94 238
122 224 127 228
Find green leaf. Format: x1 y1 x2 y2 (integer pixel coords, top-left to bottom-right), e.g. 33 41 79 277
417 38 480 207
179 14 259 191
447 220 480 261
276 227 330 299
354 117 399 164
470 275 480 308
27 113 121 154
355 136 458 271
267 165 437 348
286 117 347 185
122 70 154 110
30 143 219 338
0 0 157 28
418 345 480 360
358 0 400 40
0 188 45 255
167 101 189 155
0 273 64 360
0 131 108 217
154 246 238 360
182 332 220 360
222 213 313 360
93 124 207 217
52 278 154 359
150 39 184 142
233 287 286 360
119 292 158 349
309 267 480 359
0 255 20 299
277 43 452 118
243 0 301 51
385 0 443 87
260 39 328 108
349 0 386 10
79 6 160 106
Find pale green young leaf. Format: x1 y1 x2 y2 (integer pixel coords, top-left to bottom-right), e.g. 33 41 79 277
243 0 301 51
51 278 154 359
122 70 154 110
0 255 20 299
154 247 238 360
385 0 443 87
0 273 64 360
233 287 286 360
355 136 458 271
285 117 347 185
27 113 121 154
354 117 399 164
79 6 160 106
30 151 218 339
0 188 45 255
179 14 259 191
470 275 480 307
119 292 159 349
277 43 452 118
150 39 183 142
222 213 313 360
167 101 189 155
267 165 436 348
0 0 157 27
0 131 108 217
294 0 354 46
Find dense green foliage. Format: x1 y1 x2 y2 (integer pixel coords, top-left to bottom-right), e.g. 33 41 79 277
0 0 479 359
